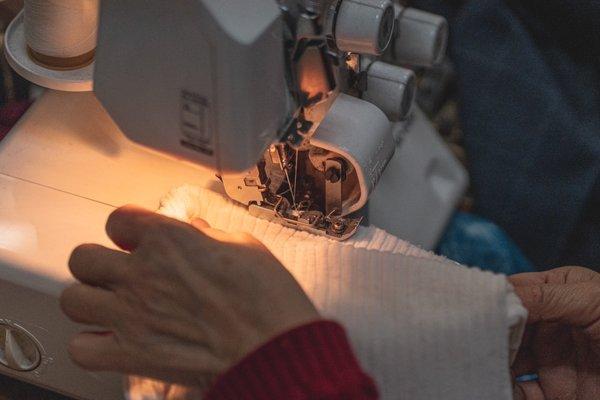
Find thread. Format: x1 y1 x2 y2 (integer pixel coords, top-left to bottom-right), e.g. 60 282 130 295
24 0 99 70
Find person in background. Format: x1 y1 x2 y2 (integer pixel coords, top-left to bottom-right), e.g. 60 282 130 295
62 206 600 400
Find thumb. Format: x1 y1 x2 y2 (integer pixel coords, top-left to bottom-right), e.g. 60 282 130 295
189 218 240 244
514 282 600 329
191 218 210 230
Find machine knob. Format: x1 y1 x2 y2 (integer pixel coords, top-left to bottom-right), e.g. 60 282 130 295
362 61 416 121
334 0 395 56
389 6 448 67
0 324 41 371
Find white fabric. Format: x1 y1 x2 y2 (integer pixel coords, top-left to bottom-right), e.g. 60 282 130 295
127 185 526 400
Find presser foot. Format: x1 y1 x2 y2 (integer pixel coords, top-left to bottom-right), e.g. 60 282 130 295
248 203 362 241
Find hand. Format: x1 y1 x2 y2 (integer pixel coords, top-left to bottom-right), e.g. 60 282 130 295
60 205 319 388
510 267 600 400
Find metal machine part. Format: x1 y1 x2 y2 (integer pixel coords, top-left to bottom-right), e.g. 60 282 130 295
199 0 448 240
8 0 451 241
217 1 447 240
226 93 394 240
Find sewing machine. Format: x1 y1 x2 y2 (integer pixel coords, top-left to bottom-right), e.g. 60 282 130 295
0 1 466 399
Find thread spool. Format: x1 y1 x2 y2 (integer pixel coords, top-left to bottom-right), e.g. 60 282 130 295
334 0 395 56
24 0 99 70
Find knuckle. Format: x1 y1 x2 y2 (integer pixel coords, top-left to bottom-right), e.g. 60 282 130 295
539 285 558 308
144 221 186 246
138 228 168 253
566 266 591 274
133 245 154 264
118 318 152 346
524 285 545 309
143 222 164 240
133 247 169 276
117 265 137 286
553 266 598 284
59 285 81 316
546 269 568 284
563 266 590 282
67 337 106 372
113 285 139 307
66 339 88 368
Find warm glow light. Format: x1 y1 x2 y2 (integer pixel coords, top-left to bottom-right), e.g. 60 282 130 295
0 221 38 254
297 47 332 99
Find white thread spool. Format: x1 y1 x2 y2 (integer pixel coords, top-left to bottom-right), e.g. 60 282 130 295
24 0 99 69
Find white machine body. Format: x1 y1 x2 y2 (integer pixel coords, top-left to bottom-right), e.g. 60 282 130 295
0 1 467 398
94 0 290 175
92 0 455 240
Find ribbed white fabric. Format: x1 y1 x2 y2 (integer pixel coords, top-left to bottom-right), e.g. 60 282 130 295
127 185 526 400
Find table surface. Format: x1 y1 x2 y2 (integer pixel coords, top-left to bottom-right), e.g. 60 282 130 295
0 375 71 399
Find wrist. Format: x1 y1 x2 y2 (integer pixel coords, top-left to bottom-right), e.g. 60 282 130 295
205 320 378 400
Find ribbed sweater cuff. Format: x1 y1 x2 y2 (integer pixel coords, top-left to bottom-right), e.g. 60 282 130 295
205 320 378 400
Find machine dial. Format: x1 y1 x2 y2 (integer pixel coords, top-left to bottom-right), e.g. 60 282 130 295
0 324 42 371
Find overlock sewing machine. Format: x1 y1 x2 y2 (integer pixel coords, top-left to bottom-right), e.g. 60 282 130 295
0 1 466 398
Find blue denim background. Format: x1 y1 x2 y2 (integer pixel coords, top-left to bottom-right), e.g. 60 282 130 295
413 0 600 270
438 212 534 275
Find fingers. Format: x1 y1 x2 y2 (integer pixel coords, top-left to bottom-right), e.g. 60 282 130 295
510 267 600 335
510 266 600 287
60 284 120 327
107 206 213 251
68 332 134 372
509 272 549 287
514 282 600 328
68 332 212 386
190 218 257 247
106 205 156 251
69 244 131 288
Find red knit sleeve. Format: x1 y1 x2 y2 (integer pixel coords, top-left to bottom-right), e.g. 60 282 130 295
205 320 379 400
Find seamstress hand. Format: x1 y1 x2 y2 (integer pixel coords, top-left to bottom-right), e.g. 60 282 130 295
60 206 319 388
510 267 600 400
